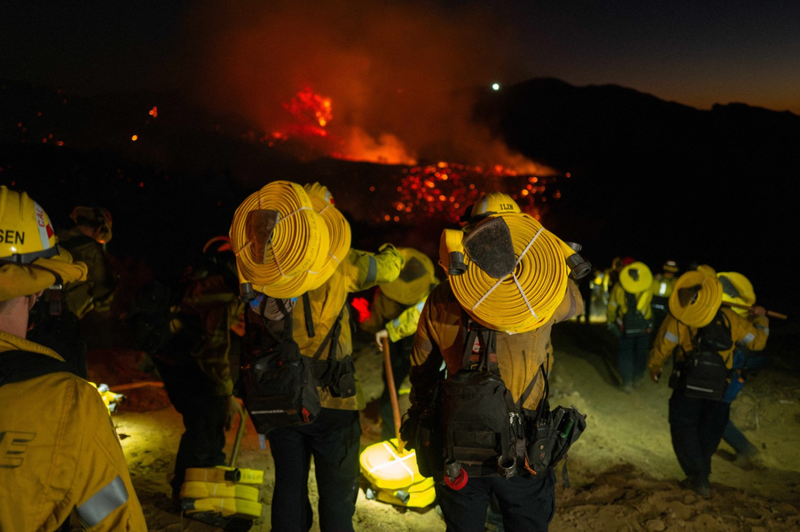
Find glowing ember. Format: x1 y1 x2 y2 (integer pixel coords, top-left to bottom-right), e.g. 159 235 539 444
148 106 158 118
383 162 552 223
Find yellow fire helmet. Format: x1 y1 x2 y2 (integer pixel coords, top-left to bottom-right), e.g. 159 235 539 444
469 192 521 221
663 260 679 274
669 270 723 328
380 248 436 306
696 263 716 277
0 187 88 301
717 271 755 317
69 206 113 244
618 262 653 294
440 212 574 333
303 182 351 291
229 181 330 299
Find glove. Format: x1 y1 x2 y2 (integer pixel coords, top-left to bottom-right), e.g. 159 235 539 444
650 369 662 384
399 405 423 450
608 322 622 338
225 396 244 431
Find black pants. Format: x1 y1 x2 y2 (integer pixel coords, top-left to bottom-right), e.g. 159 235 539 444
435 469 556 532
379 336 413 441
268 408 361 532
618 334 648 387
153 358 227 492
668 390 730 484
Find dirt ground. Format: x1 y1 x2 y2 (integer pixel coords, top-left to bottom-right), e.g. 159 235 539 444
87 317 800 532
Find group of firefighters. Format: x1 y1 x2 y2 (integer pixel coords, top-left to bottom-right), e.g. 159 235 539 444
0 183 772 531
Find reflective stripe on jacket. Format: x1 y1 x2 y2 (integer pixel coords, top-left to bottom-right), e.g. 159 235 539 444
648 307 769 374
0 333 147 531
294 245 404 410
410 280 583 411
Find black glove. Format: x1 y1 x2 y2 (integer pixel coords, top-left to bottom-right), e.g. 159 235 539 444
399 405 423 450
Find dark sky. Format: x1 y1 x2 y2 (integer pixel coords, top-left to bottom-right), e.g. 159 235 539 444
2 0 799 114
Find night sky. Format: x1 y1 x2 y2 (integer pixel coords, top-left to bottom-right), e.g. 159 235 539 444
2 0 799 114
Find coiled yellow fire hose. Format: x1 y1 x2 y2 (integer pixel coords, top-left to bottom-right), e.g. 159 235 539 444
304 183 351 291
669 270 723 327
230 181 330 298
441 213 574 333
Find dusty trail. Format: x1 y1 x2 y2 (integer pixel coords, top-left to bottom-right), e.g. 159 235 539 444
91 320 800 531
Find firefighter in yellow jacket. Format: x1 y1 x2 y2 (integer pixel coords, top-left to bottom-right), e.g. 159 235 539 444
0 186 147 531
231 182 404 532
361 247 439 440
649 270 768 497
404 193 586 531
607 261 654 393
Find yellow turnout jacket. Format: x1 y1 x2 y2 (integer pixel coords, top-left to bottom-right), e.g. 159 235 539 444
649 307 769 374
606 282 653 324
293 245 404 410
0 333 146 531
410 280 583 411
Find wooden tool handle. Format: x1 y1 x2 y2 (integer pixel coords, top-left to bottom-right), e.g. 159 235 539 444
722 301 787 320
383 337 405 453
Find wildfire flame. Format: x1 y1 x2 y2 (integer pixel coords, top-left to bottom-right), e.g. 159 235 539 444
282 87 333 129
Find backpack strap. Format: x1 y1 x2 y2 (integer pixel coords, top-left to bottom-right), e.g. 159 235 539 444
625 290 639 315
311 303 348 362
302 293 315 339
460 316 498 372
0 350 71 388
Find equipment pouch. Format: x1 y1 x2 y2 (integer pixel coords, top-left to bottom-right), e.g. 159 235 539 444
328 355 356 398
525 405 587 475
680 350 728 400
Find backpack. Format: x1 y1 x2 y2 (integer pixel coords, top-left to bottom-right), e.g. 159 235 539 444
622 291 649 337
440 321 587 484
679 310 733 400
238 296 353 435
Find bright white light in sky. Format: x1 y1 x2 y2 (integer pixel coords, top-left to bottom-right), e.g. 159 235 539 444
492 83 500 90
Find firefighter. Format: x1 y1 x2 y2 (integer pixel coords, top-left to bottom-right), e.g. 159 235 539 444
360 247 439 440
649 270 768 497
403 193 585 531
650 260 679 336
232 182 404 532
607 261 654 393
27 205 116 378
149 236 245 505
0 186 147 531
57 206 117 318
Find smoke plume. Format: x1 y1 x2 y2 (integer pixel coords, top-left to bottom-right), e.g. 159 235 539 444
178 0 547 171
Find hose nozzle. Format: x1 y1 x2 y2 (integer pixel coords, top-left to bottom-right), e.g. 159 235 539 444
564 242 591 280
239 282 255 303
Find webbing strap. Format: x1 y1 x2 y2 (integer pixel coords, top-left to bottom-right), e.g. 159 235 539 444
311 304 347 361
302 293 315 338
0 350 71 387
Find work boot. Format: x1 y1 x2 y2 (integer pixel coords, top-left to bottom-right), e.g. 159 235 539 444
621 384 633 394
680 477 710 498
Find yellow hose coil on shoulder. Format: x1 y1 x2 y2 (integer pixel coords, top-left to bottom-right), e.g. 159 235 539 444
230 181 330 298
669 270 722 327
304 182 351 291
440 213 571 333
